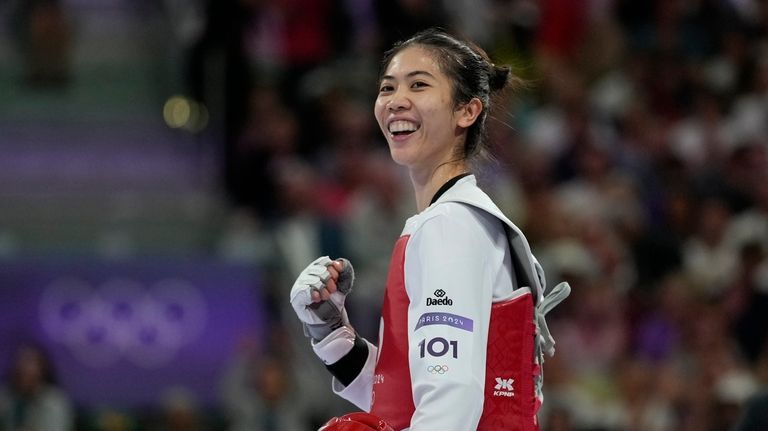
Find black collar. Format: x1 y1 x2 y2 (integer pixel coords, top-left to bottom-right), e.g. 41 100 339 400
429 173 472 206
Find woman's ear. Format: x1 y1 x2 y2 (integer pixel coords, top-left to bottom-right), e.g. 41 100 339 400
456 98 483 128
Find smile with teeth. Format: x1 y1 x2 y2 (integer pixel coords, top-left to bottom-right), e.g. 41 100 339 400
388 120 420 136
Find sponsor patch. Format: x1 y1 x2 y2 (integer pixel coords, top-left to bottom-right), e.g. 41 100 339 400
493 377 515 397
426 289 453 306
415 312 473 332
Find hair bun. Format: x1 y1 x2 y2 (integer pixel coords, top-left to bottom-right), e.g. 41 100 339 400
489 65 511 92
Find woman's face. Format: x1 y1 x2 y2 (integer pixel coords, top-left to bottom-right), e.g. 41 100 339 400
374 46 465 176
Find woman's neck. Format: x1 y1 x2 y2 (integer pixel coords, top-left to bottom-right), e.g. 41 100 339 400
410 161 469 212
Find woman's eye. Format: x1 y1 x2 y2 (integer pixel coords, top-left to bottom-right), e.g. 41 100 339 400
379 84 394 93
411 81 428 89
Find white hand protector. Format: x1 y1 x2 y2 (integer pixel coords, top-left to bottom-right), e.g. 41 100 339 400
290 256 355 341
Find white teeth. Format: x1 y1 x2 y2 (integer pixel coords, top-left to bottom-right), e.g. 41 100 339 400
388 120 419 133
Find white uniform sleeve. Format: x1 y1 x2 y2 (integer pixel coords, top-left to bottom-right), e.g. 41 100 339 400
404 204 509 430
331 339 378 411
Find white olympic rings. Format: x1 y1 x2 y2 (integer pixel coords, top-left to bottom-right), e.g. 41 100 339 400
427 364 449 374
39 276 208 369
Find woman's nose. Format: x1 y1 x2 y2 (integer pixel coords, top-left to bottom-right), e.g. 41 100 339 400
387 90 410 111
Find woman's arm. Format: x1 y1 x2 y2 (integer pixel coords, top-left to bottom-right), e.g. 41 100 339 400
404 204 506 430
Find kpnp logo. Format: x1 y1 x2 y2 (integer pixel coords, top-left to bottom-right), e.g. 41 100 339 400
493 377 515 397
426 289 453 306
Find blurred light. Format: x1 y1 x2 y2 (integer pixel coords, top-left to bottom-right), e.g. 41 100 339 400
163 96 209 133
163 96 190 128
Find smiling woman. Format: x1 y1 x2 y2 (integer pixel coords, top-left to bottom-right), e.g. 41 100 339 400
375 46 471 199
373 34 521 212
288 28 569 431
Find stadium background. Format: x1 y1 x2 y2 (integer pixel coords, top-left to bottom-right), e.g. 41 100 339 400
1 0 767 430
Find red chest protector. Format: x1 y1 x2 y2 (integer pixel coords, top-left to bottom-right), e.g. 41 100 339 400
370 235 540 431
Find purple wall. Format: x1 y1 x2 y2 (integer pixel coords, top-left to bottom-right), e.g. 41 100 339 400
0 257 266 408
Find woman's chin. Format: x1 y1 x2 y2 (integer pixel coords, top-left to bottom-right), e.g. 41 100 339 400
388 148 412 167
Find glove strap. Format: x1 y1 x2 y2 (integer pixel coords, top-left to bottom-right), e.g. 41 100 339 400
303 303 348 341
312 326 357 364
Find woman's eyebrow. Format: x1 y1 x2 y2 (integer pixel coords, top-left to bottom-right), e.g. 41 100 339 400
381 70 437 81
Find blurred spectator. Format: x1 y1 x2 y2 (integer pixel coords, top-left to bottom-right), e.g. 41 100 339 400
544 277 630 429
733 343 768 430
342 152 412 340
219 346 305 431
632 272 691 363
543 404 574 431
728 49 768 147
267 158 345 278
152 387 205 431
682 197 738 297
0 343 74 431
712 369 761 431
729 241 768 365
314 92 382 219
727 175 768 254
186 0 254 207
228 85 301 220
252 156 353 427
668 90 730 171
374 0 449 53
734 389 768 431
535 0 588 61
274 0 352 104
87 409 135 431
10 0 73 88
613 357 677 431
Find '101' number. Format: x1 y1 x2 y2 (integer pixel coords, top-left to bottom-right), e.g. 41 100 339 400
418 337 458 359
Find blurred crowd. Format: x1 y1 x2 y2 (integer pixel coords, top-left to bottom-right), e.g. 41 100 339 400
208 0 768 428
4 0 768 430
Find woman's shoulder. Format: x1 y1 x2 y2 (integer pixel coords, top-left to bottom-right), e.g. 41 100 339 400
405 200 504 244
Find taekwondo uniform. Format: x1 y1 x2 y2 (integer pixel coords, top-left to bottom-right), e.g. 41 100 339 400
328 175 568 430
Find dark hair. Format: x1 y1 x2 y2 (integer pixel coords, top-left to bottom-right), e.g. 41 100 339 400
379 28 520 161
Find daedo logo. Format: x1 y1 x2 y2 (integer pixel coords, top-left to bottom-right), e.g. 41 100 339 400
426 289 453 306
493 377 515 397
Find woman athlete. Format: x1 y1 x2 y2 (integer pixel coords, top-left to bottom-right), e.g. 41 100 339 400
290 28 569 431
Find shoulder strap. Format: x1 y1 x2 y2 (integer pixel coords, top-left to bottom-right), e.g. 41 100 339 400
501 224 541 305
536 281 570 357
501 222 570 356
